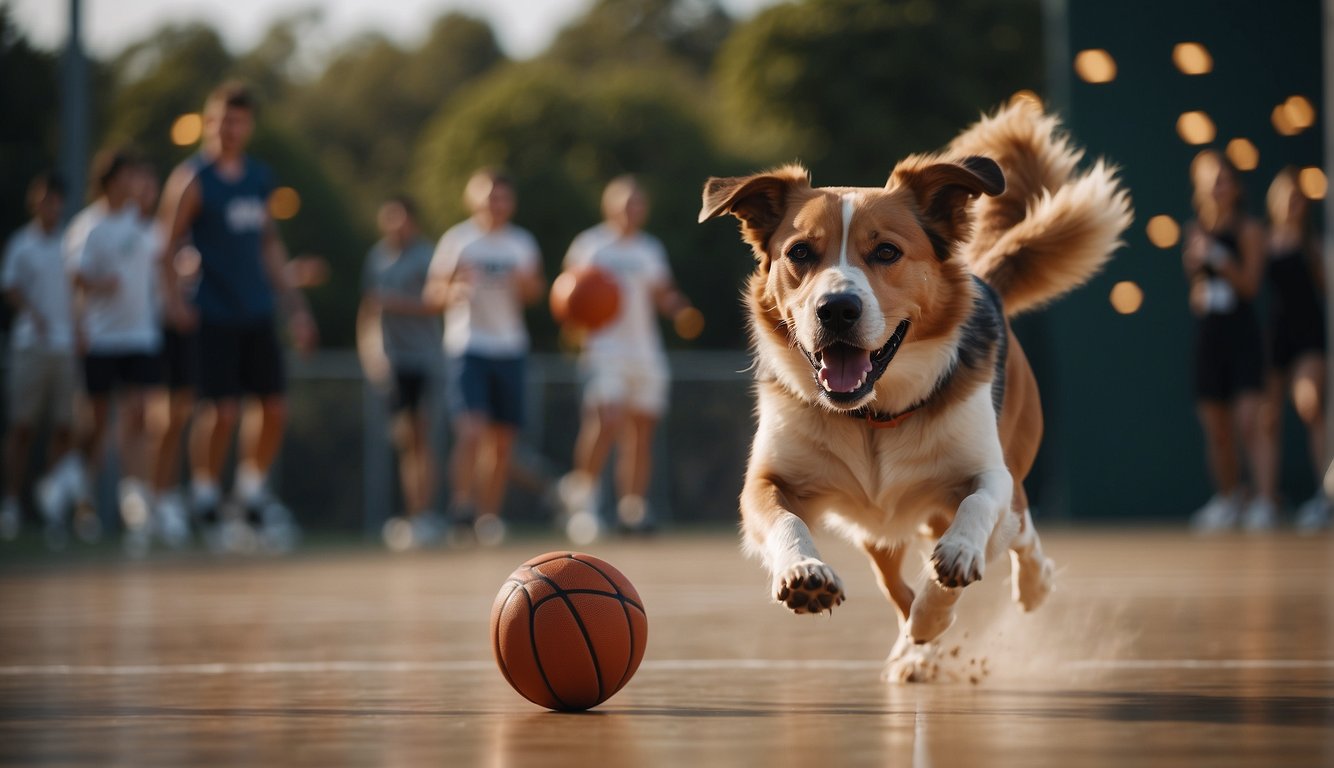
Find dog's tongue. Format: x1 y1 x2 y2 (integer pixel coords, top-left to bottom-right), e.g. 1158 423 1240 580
818 345 873 393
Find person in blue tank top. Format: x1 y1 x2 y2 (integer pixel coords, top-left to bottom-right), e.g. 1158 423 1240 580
157 81 318 546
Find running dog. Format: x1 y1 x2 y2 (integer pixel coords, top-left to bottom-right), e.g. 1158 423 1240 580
698 100 1131 681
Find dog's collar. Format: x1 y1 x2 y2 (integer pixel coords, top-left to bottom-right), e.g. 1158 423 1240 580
853 400 928 429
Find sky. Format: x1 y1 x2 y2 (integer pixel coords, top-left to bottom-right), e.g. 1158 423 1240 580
9 0 782 61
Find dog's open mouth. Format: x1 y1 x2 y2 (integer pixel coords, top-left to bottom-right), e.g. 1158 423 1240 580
808 320 910 405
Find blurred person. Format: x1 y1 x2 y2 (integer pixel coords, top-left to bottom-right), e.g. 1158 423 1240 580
425 169 544 545
1183 150 1274 532
556 176 696 540
0 173 81 542
136 161 194 549
70 146 162 549
359 195 443 549
1262 167 1327 531
157 81 318 546
70 148 164 550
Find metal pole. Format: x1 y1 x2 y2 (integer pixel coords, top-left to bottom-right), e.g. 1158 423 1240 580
59 0 89 218
1323 0 1334 499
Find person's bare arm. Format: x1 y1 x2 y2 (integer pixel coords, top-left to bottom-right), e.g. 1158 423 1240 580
261 218 318 354
157 167 202 329
1220 218 1265 299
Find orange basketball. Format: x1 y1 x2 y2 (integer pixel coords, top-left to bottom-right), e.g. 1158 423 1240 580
491 551 647 711
549 266 620 331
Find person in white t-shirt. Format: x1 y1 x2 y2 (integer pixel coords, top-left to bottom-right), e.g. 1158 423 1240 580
1 173 83 542
426 169 544 544
556 176 696 539
70 149 164 540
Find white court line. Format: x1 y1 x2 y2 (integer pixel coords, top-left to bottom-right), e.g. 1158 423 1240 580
1066 659 1334 671
0 659 1332 676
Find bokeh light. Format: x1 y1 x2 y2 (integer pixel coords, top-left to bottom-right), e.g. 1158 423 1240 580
1145 215 1181 249
170 113 202 146
269 186 302 220
1109 281 1144 315
1272 104 1301 136
1283 95 1316 130
1172 42 1213 75
1073 49 1117 84
1224 138 1259 171
1298 167 1328 200
1176 111 1216 145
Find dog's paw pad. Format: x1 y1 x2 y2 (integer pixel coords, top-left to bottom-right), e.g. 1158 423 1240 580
931 538 985 588
774 560 844 615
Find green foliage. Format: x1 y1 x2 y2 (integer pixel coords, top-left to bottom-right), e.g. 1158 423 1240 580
277 13 506 221
10 0 1046 351
102 23 235 173
543 0 734 76
0 7 60 237
250 126 369 348
413 62 754 349
714 0 1042 184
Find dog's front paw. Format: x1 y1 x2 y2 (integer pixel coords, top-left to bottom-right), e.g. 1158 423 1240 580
931 535 985 588
773 559 845 615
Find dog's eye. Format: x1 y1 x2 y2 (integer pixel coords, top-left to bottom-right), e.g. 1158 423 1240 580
786 243 815 263
873 243 903 265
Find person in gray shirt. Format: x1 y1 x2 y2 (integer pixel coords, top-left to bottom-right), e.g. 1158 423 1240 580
358 196 443 548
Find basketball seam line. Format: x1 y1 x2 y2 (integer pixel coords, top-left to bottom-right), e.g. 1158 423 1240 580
567 557 642 696
528 589 644 614
528 572 605 707
521 585 571 711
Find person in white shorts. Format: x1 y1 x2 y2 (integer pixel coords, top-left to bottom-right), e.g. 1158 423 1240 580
426 169 544 544
1 172 83 543
70 149 163 547
557 176 696 538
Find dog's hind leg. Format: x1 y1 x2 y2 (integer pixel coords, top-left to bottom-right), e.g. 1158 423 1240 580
863 541 914 622
1008 504 1055 612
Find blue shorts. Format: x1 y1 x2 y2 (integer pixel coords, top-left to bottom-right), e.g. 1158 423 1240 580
449 353 525 427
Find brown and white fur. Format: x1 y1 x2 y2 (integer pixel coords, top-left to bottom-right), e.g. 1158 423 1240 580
698 100 1132 681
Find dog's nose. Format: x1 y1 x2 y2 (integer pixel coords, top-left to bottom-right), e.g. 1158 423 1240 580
816 293 862 333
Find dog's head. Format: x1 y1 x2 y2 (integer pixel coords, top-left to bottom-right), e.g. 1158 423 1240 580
699 155 1003 411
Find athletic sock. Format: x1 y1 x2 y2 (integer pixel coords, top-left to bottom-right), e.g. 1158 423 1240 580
234 464 267 506
191 478 220 508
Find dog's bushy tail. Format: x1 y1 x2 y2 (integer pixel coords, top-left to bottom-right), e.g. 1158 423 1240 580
949 98 1133 317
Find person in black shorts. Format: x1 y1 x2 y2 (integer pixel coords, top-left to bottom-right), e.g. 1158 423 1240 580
359 196 443 549
1183 150 1274 532
157 82 318 546
70 149 163 546
1262 167 1327 530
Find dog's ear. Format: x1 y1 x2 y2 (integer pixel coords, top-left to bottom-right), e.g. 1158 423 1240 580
890 155 1005 253
699 165 811 255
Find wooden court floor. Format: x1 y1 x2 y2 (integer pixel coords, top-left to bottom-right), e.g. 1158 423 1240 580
1 528 1332 766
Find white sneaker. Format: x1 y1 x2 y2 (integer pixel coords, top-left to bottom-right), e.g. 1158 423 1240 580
382 516 416 552
474 514 506 547
36 474 67 527
119 478 152 532
410 511 445 547
1241 498 1278 532
1190 493 1239 533
0 498 20 541
564 509 602 545
154 492 192 550
1295 494 1331 533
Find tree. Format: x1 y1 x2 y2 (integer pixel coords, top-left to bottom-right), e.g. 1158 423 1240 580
414 62 754 349
0 7 60 238
543 0 734 77
714 0 1042 184
278 13 506 219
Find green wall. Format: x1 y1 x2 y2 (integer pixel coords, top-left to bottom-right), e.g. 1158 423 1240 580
1033 0 1325 520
